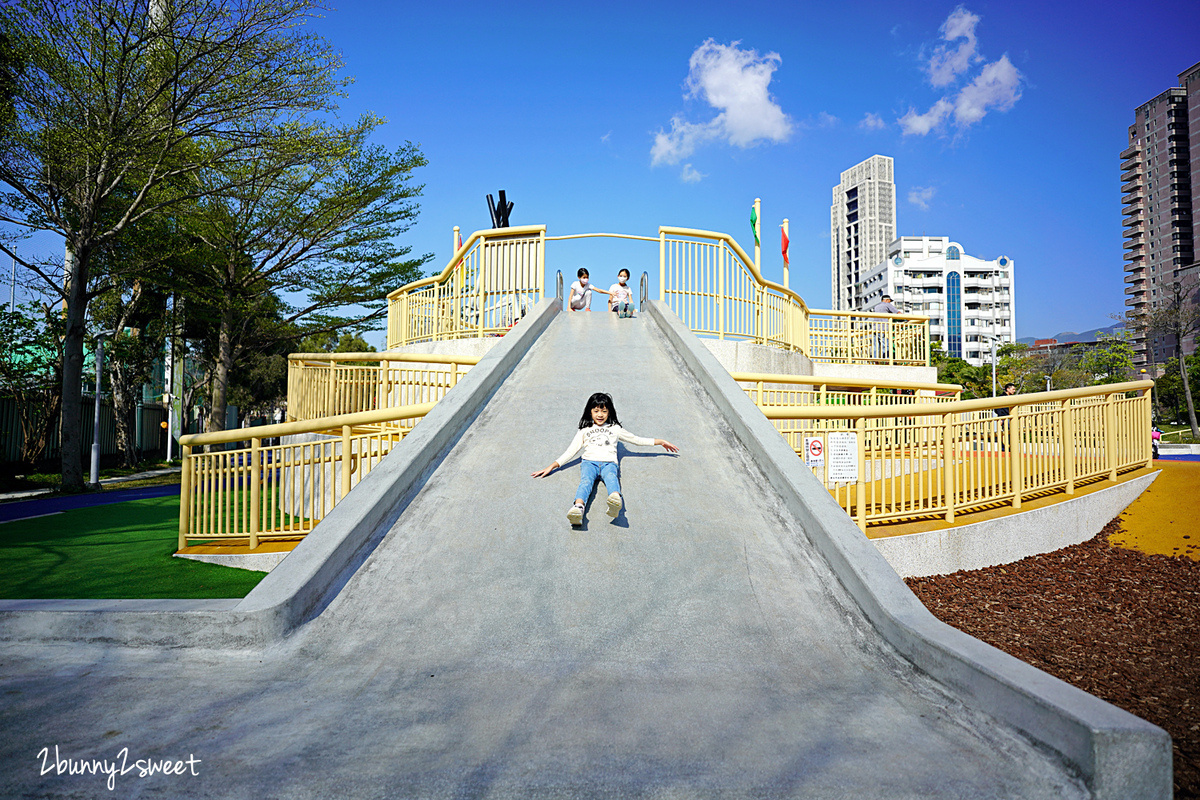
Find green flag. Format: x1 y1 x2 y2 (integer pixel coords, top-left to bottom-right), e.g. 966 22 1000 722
750 206 759 246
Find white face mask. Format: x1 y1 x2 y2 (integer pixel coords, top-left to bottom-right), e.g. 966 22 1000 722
580 277 588 286
619 276 627 284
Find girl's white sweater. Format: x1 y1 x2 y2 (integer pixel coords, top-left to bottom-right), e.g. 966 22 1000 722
555 424 654 465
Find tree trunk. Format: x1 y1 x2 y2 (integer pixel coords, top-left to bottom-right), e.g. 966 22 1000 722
205 303 235 434
59 244 91 492
15 387 61 468
109 368 141 468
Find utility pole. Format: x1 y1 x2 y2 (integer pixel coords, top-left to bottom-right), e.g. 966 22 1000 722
8 246 15 313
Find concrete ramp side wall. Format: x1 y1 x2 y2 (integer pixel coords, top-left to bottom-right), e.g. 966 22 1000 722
0 299 562 649
644 299 1171 800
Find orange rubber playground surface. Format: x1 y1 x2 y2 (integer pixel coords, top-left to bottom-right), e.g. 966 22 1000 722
1108 457 1200 561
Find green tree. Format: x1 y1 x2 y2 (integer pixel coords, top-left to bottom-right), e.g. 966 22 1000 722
1076 331 1135 386
0 0 348 490
188 129 428 433
0 302 64 467
1129 278 1200 438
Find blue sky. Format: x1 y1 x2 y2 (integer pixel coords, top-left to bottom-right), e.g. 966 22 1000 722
9 0 1200 346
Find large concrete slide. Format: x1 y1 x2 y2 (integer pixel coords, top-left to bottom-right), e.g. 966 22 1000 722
0 297 1170 798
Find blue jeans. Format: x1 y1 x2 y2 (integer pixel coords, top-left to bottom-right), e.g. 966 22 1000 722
576 460 620 501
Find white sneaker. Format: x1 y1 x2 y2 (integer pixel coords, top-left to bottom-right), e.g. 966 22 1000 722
606 492 622 518
567 503 584 526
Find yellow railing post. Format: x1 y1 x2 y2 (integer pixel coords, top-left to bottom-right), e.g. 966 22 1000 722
477 236 487 338
943 413 956 524
1062 399 1076 495
1010 407 1022 509
177 445 192 551
659 231 666 301
249 437 261 550
539 229 546 300
718 244 725 339
1144 388 1154 469
756 380 764 408
1105 392 1118 481
341 424 353 501
855 416 868 532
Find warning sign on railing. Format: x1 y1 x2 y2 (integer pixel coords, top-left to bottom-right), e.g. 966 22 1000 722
827 432 859 483
804 436 824 467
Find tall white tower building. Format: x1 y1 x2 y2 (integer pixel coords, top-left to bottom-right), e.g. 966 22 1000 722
830 155 896 310
859 236 1016 368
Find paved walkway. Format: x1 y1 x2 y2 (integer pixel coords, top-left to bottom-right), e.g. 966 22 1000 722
0 313 1092 798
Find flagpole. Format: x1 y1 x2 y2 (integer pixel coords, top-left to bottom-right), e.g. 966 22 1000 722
781 218 789 289
753 198 761 273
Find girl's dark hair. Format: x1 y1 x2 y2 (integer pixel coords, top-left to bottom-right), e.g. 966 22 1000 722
579 392 620 429
618 268 630 278
577 267 589 278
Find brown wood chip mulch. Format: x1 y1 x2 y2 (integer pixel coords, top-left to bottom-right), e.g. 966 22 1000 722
905 518 1200 799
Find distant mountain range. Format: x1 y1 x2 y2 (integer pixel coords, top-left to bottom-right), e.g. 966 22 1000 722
1016 323 1124 346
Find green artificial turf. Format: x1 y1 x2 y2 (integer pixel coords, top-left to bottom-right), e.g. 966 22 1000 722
0 496 266 599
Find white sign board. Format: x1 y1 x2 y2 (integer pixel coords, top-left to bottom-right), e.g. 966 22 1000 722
804 436 824 467
827 431 859 483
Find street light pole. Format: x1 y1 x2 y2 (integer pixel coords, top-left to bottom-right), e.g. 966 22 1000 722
8 246 15 313
89 333 107 487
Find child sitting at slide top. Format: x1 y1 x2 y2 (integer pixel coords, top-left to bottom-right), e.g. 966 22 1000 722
608 269 634 317
567 267 610 311
531 392 678 526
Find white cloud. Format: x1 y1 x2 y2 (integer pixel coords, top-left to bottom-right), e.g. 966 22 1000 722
926 6 981 87
680 163 705 183
953 55 1021 126
600 131 611 143
908 186 936 210
651 39 793 166
901 7 1022 137
816 111 839 128
899 99 953 135
858 112 887 131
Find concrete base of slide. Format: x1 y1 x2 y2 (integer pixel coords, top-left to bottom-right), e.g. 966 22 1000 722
0 297 1170 799
873 471 1160 578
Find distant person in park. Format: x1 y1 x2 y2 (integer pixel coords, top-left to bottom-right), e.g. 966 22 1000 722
568 267 610 311
608 268 635 317
872 294 899 314
870 294 899 359
531 392 678 526
994 383 1018 417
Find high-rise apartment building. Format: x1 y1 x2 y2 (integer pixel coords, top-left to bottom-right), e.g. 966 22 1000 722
859 236 1015 368
1121 61 1200 368
830 155 896 310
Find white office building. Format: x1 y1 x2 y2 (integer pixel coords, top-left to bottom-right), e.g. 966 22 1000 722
860 236 1016 367
830 155 896 310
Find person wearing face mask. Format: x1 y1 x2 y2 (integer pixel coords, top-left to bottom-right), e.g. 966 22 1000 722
608 268 635 317
568 267 609 311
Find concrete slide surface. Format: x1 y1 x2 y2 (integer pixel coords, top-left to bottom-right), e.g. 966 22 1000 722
0 312 1092 798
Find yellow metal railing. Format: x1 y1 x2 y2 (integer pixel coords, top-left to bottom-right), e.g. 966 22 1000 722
387 225 546 348
658 226 929 365
384 222 929 365
806 309 930 366
732 372 961 409
177 403 434 550
287 352 480 423
658 226 810 354
749 381 1153 531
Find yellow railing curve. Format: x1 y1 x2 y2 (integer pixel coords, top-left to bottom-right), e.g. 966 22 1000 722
287 352 480 423
387 225 546 348
751 380 1154 531
177 403 435 551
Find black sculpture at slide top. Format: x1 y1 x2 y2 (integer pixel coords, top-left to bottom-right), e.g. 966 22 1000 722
487 190 513 228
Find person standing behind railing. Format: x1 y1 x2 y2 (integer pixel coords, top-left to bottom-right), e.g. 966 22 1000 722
871 294 899 359
993 382 1018 451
